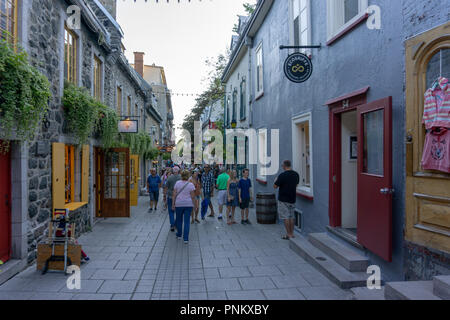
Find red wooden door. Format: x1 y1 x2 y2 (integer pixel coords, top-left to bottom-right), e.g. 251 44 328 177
357 97 393 262
0 146 11 263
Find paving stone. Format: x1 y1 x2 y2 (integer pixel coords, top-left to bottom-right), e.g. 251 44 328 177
112 294 132 300
203 268 220 279
60 280 104 294
248 265 283 277
25 278 67 292
132 293 151 300
0 291 34 300
208 291 228 300
72 293 113 300
98 280 138 294
239 277 276 290
219 266 252 278
226 290 266 300
202 258 231 268
90 269 127 280
189 292 208 300
298 286 353 300
82 260 118 270
115 261 146 270
270 275 310 289
263 288 306 300
229 257 261 267
124 269 143 280
206 278 241 291
107 253 137 261
29 292 74 300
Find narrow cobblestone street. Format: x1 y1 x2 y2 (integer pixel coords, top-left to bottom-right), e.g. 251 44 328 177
0 196 352 300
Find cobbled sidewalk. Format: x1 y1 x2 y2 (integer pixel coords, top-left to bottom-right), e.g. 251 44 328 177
0 196 353 300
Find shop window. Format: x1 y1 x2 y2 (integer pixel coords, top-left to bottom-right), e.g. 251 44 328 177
256 43 264 97
52 143 89 212
426 49 450 88
0 0 17 45
240 78 246 120
226 95 231 126
116 86 122 115
64 26 78 84
291 0 311 55
93 55 102 101
292 113 313 196
127 96 131 116
232 88 237 122
327 0 368 40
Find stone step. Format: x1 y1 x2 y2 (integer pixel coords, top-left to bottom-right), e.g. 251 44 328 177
289 236 368 289
308 233 369 272
433 275 450 300
384 281 441 300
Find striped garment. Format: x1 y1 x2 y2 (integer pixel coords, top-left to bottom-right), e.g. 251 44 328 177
423 77 450 130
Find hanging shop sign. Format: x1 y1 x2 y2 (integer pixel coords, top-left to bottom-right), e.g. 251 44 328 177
118 119 138 133
283 52 313 83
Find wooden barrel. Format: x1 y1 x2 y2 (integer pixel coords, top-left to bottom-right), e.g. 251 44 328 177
256 193 277 224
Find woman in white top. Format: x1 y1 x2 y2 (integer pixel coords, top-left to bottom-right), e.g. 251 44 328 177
172 170 198 244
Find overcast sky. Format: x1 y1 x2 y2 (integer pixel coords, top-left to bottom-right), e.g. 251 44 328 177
116 0 252 138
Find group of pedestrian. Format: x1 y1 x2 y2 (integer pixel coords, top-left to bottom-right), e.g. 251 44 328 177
146 159 300 244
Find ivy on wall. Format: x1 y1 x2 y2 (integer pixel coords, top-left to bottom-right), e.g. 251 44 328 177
114 131 160 160
96 103 119 149
62 83 100 145
0 40 51 152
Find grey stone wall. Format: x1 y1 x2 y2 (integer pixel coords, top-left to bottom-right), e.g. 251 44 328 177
404 241 450 281
26 0 64 263
23 0 148 265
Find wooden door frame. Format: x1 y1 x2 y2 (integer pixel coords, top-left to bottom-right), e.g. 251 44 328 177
94 147 102 218
405 22 450 251
99 148 130 218
328 90 368 228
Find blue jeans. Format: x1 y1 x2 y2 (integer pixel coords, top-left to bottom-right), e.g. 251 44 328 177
167 198 176 227
175 207 193 241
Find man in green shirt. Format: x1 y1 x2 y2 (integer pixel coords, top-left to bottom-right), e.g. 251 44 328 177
215 168 230 220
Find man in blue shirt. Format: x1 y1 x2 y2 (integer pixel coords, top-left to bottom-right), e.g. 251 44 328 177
147 168 162 212
238 168 253 224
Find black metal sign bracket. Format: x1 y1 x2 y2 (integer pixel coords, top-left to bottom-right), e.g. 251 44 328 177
279 44 322 50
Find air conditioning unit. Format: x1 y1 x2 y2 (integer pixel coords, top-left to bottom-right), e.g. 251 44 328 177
294 209 303 231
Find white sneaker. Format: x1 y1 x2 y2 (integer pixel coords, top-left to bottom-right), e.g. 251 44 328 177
184 241 189 244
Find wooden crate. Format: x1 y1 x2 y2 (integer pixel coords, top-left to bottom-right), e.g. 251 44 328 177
36 243 81 271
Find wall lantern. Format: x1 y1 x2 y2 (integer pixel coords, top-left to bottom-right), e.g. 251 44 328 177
231 120 237 129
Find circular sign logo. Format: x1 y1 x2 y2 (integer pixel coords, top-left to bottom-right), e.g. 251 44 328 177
284 52 313 83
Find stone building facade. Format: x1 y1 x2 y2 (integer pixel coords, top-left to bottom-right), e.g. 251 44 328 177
0 0 162 284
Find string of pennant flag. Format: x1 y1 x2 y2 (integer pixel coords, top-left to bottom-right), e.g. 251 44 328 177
150 90 239 97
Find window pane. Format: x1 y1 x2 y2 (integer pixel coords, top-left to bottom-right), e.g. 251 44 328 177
293 17 300 46
300 0 307 10
300 9 308 33
426 49 450 88
293 0 300 18
344 0 359 23
363 110 384 176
